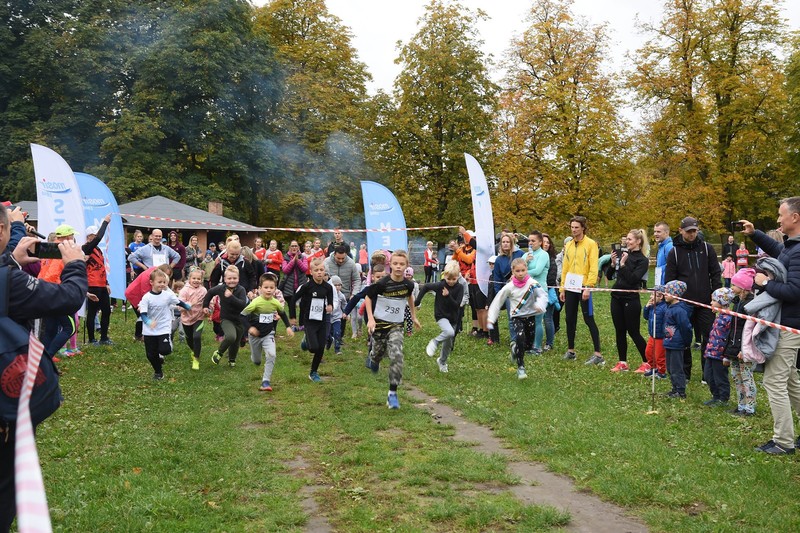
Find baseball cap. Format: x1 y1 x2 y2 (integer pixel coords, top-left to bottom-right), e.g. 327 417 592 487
488 255 497 264
85 225 98 236
54 224 77 238
680 217 699 231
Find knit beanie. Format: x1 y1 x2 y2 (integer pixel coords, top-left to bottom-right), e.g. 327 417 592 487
663 280 687 298
712 287 735 307
329 275 342 285
731 268 755 291
404 267 414 277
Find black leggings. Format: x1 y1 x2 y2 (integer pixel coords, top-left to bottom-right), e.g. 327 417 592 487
510 316 535 368
87 286 111 342
564 291 601 352
424 265 435 284
305 322 327 373
182 320 204 358
610 297 646 363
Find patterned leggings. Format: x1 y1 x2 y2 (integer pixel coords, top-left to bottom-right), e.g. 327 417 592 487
730 359 757 413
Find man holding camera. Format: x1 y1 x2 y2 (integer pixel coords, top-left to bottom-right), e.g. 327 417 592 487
664 216 721 381
0 205 88 532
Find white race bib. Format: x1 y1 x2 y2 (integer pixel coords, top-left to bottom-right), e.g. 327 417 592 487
374 295 406 323
564 272 584 294
258 313 274 324
152 252 167 267
309 298 325 321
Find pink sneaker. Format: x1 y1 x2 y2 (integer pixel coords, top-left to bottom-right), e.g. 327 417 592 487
633 362 651 374
610 361 629 373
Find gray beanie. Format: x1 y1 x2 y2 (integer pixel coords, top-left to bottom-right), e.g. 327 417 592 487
330 275 342 285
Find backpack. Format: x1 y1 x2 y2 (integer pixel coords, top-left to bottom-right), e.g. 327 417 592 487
0 266 63 426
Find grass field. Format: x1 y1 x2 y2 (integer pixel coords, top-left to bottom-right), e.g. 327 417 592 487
32 286 800 532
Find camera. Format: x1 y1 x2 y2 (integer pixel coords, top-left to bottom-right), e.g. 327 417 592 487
730 221 744 232
32 241 61 259
4 203 29 221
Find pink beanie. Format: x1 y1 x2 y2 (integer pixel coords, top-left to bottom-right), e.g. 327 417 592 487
731 268 756 291
404 267 414 277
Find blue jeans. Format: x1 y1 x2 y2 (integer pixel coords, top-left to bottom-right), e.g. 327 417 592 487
329 320 343 351
544 303 555 347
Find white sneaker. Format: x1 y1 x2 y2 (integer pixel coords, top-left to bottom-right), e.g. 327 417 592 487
517 367 528 380
436 357 448 373
426 340 438 357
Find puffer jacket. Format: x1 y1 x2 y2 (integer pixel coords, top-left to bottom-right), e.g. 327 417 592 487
743 257 787 361
705 313 732 361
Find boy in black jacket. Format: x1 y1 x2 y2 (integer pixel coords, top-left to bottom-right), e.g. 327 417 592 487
415 260 464 373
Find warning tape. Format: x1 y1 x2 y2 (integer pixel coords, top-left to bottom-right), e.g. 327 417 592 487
118 212 458 233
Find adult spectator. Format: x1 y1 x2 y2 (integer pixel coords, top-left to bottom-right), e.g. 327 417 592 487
606 228 650 373
358 243 369 273
167 231 186 281
0 206 87 532
653 221 673 286
736 241 750 269
184 235 202 277
349 241 357 260
128 229 180 271
722 235 737 259
84 215 114 346
324 244 363 334
743 197 800 455
423 241 439 283
559 216 603 365
664 216 721 381
281 240 308 329
125 265 173 341
326 230 349 256
524 231 550 354
265 239 283 279
128 229 146 277
209 240 257 293
541 233 558 350
207 241 219 259
454 227 487 338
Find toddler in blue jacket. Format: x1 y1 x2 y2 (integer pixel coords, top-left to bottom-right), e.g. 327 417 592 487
662 280 693 398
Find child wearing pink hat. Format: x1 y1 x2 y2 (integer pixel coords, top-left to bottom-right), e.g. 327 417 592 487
729 268 757 416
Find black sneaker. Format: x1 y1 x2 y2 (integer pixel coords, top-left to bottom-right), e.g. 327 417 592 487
755 440 776 451
667 391 686 399
152 372 164 381
756 441 795 455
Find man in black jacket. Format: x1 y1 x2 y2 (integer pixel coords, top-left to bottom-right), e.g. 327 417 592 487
664 216 722 381
722 235 737 259
743 197 800 455
0 206 88 532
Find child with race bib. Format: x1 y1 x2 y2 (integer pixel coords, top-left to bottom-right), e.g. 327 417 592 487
487 258 547 380
365 250 421 409
203 265 248 367
178 268 208 370
242 273 294 391
140 268 191 380
293 258 333 383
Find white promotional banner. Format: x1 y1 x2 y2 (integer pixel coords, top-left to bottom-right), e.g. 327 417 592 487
464 153 495 297
31 144 86 239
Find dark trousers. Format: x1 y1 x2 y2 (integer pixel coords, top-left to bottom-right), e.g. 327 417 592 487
0 423 18 533
704 357 730 401
182 320 204 358
144 334 172 374
86 286 111 342
219 319 243 362
305 322 327 373
610 297 647 363
564 291 601 352
510 316 535 368
424 265 435 284
43 314 75 356
667 348 686 394
684 305 713 381
133 307 143 340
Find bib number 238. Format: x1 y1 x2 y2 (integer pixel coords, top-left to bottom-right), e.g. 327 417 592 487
374 295 405 323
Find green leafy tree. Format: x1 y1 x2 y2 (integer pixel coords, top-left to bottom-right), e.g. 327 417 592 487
373 0 497 235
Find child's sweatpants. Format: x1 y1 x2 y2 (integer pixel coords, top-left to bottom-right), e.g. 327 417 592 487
250 332 277 383
370 326 405 389
219 318 243 362
433 318 456 363
704 357 730 402
666 349 686 394
645 337 666 374
731 359 757 413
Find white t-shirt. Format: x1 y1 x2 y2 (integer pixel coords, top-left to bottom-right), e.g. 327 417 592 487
140 289 181 336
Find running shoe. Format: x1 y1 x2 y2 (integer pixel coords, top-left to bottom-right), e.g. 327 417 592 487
517 367 528 380
387 392 400 409
584 354 605 366
308 372 321 383
211 351 221 365
633 362 651 374
191 357 200 370
426 339 437 357
260 381 272 391
610 361 629 373
562 350 576 360
436 357 448 373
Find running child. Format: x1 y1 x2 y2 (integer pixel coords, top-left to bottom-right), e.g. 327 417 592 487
364 250 420 409
293 257 333 382
415 260 464 373
178 268 208 370
242 273 294 391
487 258 547 380
203 265 249 367
139 268 191 380
703 287 735 406
662 280 693 399
642 287 668 379
403 267 419 335
327 275 348 355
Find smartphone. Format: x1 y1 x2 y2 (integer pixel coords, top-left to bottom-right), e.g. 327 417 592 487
730 221 744 232
611 243 620 253
33 241 61 259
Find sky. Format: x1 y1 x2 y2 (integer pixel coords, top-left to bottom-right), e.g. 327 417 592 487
256 0 800 99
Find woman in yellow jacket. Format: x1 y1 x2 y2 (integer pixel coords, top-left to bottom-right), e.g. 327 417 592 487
559 216 603 365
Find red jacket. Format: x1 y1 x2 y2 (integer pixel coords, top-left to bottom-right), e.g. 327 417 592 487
125 266 158 309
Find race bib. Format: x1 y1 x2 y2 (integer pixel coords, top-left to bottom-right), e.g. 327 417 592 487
258 313 274 324
309 298 325 321
374 295 406 323
152 253 167 267
564 272 584 294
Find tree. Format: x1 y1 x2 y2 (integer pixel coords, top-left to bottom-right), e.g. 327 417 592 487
489 0 632 238
372 0 497 235
255 0 375 232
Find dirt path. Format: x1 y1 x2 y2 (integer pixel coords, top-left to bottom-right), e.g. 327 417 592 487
285 455 333 533
405 386 649 533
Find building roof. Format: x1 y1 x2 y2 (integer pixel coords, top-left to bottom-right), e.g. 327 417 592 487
118 196 265 231
16 196 264 232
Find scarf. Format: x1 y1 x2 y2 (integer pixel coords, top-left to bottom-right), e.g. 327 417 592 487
513 275 530 288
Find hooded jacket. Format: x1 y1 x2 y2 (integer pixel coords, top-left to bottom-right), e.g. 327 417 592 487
663 301 693 350
750 231 800 329
742 256 787 360
664 234 721 305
